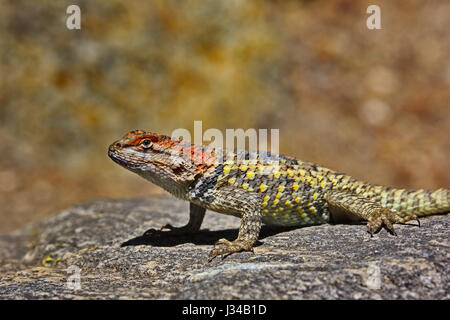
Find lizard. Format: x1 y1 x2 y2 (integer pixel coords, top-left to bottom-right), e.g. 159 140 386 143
108 130 450 260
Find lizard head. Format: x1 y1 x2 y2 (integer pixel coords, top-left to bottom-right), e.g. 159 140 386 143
108 130 217 193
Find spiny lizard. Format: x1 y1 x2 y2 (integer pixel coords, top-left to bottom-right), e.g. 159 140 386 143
108 130 449 260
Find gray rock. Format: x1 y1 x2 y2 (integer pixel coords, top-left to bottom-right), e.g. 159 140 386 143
0 196 448 299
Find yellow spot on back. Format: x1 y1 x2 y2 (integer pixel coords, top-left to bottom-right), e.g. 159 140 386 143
260 183 268 192
284 200 293 208
246 171 255 179
276 192 282 199
293 183 299 191
264 195 270 201
228 178 236 184
274 171 281 178
242 183 248 189
223 166 231 174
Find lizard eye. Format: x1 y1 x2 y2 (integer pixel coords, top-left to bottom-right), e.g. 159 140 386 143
141 139 153 149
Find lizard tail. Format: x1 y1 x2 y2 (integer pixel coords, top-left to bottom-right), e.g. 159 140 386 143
379 188 450 217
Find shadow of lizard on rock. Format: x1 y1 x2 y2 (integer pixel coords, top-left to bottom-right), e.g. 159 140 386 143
120 219 424 248
120 225 300 248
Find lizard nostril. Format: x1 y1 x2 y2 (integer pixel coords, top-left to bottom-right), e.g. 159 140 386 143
109 142 122 152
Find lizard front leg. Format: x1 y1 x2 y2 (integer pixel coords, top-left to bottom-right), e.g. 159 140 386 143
206 188 262 261
208 210 262 261
144 203 206 236
326 189 419 236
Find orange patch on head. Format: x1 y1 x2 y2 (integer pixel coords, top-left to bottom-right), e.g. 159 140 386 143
120 130 217 170
185 145 217 171
123 130 145 139
122 130 175 147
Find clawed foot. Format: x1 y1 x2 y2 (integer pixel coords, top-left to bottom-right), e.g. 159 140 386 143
208 238 254 262
143 224 195 237
366 209 420 236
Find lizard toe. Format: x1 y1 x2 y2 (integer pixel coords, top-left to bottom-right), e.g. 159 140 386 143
160 223 175 231
366 208 417 236
143 224 196 237
208 239 255 261
214 238 232 247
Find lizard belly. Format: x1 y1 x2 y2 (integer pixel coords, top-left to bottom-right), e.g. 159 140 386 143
256 178 331 226
261 203 330 226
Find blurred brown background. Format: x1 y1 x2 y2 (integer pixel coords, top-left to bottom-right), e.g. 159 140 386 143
0 0 449 233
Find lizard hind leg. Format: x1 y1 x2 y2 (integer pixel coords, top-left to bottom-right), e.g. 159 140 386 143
326 190 419 236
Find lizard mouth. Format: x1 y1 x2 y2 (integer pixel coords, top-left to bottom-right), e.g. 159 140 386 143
108 149 133 168
108 148 146 172
108 150 127 166
108 141 127 166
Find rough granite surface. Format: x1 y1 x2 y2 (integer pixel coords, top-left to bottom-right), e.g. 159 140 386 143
0 196 448 299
